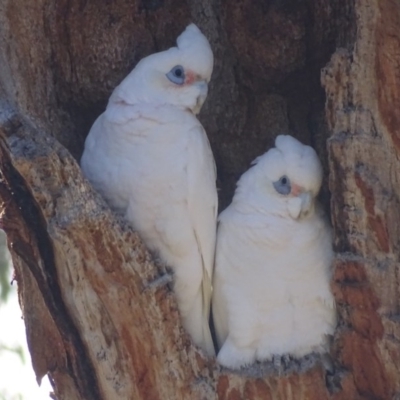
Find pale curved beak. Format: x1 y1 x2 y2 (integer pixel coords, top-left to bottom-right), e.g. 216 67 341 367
193 81 208 115
287 190 313 220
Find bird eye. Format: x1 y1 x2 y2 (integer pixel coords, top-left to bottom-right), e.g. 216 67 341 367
166 65 185 85
273 175 291 195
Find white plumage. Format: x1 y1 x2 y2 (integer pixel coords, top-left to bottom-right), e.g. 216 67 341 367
81 24 217 356
212 135 336 368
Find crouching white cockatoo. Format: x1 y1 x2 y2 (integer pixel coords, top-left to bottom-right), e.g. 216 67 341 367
81 24 217 356
212 135 336 368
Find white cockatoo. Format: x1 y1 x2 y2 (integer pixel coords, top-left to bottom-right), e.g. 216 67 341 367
81 24 217 356
212 135 336 368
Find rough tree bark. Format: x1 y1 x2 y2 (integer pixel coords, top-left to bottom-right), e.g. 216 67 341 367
0 0 399 399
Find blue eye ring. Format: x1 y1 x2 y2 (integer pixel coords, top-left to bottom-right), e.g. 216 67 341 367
273 175 291 195
166 65 185 85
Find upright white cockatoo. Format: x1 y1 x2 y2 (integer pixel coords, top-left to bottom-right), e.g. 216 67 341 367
81 24 217 356
212 135 336 368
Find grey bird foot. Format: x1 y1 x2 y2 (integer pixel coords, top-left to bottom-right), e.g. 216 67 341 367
144 251 174 291
272 355 283 375
321 352 334 374
143 272 173 291
151 252 171 276
282 354 292 369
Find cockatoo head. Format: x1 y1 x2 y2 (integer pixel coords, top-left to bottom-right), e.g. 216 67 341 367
110 23 213 114
238 135 323 220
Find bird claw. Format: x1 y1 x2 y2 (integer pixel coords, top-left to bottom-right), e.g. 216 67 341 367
143 252 174 291
151 252 172 276
143 273 173 291
282 354 291 367
272 354 292 375
273 355 283 373
321 352 334 374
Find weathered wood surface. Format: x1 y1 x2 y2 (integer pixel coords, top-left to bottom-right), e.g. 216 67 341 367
322 1 400 397
0 0 399 399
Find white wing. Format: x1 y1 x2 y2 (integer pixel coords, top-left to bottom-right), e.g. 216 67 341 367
211 217 230 349
187 124 218 355
80 103 148 214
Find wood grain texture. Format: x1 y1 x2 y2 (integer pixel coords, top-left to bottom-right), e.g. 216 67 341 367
0 0 399 399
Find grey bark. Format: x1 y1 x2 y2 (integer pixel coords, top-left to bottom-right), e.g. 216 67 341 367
0 0 399 399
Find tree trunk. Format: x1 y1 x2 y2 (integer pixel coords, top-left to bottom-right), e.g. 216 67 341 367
0 0 399 399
